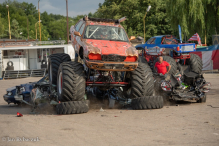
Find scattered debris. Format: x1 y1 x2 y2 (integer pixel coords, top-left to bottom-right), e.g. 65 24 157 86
17 112 23 117
50 100 59 105
99 107 104 112
176 104 179 106
101 115 107 117
204 121 209 123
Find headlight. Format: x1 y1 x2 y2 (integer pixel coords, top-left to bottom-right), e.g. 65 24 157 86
7 91 12 96
88 53 102 60
124 56 137 62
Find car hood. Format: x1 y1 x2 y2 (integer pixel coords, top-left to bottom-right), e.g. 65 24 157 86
84 39 138 56
20 83 35 92
6 86 16 92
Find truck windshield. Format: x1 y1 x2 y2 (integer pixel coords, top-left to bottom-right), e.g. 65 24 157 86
161 37 179 44
84 25 129 42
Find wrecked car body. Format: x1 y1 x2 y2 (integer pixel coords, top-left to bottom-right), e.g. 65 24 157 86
3 75 49 105
154 65 211 102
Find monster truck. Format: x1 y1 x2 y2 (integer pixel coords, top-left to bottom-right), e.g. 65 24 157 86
135 35 203 75
135 35 209 102
48 16 163 114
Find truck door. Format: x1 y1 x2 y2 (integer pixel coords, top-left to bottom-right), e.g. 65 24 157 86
72 21 83 53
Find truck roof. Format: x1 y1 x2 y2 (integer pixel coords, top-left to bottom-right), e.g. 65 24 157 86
152 35 177 38
81 16 125 27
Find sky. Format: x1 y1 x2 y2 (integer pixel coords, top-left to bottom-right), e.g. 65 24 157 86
0 0 105 17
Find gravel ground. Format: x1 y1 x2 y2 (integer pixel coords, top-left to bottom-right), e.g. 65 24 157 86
0 74 218 146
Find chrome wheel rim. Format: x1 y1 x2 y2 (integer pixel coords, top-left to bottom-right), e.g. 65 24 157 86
58 72 63 94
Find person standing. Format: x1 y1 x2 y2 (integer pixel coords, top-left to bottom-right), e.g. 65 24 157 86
154 56 171 75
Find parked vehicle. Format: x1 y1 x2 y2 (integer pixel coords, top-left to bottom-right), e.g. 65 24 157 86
135 35 211 102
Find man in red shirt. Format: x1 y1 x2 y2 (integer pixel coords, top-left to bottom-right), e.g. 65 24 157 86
154 56 171 75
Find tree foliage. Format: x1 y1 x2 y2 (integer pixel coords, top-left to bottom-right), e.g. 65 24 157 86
95 0 174 41
0 0 78 42
0 0 218 45
166 0 219 44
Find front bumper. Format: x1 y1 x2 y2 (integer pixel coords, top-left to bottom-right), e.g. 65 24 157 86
3 94 21 104
85 59 138 71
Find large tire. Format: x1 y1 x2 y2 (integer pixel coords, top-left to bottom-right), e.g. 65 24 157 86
188 54 203 73
153 56 177 75
56 100 89 115
131 96 163 110
57 61 85 102
138 56 147 63
7 61 13 66
48 53 71 85
124 61 154 98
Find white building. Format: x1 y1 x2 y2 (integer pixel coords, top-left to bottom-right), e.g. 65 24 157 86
0 40 75 79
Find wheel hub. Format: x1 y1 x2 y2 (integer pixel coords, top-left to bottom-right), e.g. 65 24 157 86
58 72 63 94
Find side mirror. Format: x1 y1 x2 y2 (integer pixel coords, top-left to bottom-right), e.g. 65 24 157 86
129 36 136 41
74 31 81 37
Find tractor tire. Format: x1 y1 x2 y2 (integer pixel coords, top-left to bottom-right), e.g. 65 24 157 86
48 53 71 85
56 100 89 115
125 62 154 98
138 56 147 63
153 56 177 75
197 94 206 103
57 61 85 102
188 54 203 73
131 96 163 110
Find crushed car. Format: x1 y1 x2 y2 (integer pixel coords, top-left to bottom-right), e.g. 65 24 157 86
3 76 48 105
154 66 211 102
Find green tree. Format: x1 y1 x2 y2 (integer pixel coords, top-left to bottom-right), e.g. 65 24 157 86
48 19 66 40
166 0 219 44
96 0 174 41
0 13 6 38
10 19 23 39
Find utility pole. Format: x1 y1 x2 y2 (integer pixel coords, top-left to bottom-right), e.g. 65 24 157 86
6 5 11 39
38 0 41 41
143 5 151 43
27 18 29 39
66 0 69 44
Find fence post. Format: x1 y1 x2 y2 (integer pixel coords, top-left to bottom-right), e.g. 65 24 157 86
30 69 33 77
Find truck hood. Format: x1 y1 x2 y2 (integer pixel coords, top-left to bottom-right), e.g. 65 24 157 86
84 39 138 56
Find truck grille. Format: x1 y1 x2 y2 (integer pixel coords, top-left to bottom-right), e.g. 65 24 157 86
181 46 194 52
102 54 126 62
